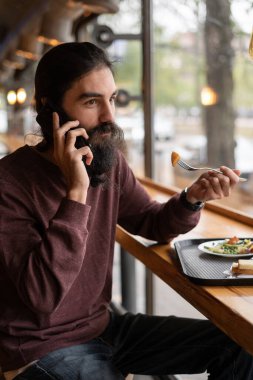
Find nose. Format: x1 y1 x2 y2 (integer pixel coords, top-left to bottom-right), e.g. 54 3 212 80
99 101 115 123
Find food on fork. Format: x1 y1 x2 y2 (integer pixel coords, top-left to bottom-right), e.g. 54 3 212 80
170 153 247 182
171 151 180 167
232 260 253 275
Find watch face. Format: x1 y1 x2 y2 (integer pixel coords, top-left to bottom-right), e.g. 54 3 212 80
192 201 205 211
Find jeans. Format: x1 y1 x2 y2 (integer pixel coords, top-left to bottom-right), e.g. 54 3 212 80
15 312 253 380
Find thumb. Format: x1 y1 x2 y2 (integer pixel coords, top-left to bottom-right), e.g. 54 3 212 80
233 169 241 177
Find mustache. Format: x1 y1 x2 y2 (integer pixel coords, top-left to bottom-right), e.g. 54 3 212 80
87 122 123 144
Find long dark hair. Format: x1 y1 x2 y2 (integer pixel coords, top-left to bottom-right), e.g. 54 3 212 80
34 42 113 148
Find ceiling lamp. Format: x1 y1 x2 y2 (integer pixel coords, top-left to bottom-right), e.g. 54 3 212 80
6 88 27 106
67 0 119 14
37 2 84 46
16 88 27 104
7 90 17 105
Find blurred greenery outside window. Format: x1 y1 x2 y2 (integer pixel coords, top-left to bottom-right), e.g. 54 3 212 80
101 0 253 216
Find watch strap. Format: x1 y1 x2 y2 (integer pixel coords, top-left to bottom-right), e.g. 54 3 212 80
180 187 205 212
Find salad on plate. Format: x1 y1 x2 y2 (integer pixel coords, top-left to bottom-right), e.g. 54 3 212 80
198 236 253 257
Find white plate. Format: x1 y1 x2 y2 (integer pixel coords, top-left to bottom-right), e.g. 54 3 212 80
198 240 253 258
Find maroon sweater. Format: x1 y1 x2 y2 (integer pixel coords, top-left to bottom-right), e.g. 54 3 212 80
0 145 200 371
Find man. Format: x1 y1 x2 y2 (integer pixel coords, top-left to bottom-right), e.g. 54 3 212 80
0 42 252 380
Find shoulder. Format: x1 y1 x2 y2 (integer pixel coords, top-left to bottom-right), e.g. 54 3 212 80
0 145 29 178
0 145 30 165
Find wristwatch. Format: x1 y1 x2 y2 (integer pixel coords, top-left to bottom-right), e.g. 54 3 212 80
180 187 205 212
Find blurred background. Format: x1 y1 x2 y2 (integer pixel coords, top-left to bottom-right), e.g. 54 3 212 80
1 1 253 378
1 0 253 213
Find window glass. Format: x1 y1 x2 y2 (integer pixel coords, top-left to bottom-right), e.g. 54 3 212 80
103 0 253 216
153 0 253 216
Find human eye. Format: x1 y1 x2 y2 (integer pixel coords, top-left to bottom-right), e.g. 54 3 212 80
110 95 116 104
85 98 98 107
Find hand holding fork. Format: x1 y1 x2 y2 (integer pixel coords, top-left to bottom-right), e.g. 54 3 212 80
171 151 247 182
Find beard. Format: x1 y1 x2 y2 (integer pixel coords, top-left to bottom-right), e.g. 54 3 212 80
82 122 126 187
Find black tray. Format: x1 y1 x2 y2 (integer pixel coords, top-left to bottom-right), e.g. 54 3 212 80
174 238 253 286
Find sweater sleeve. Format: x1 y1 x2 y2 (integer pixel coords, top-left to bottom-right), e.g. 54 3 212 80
117 155 200 242
0 179 90 314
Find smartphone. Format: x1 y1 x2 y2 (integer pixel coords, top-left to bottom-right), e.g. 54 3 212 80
36 100 90 149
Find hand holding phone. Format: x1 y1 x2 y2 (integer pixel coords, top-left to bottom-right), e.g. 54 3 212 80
36 99 91 149
52 111 92 203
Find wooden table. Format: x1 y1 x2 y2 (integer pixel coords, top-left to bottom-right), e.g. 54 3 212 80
116 177 253 356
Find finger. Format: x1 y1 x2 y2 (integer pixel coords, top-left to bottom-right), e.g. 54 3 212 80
67 127 89 140
56 120 80 137
220 166 240 185
205 175 223 198
78 146 93 165
53 112 65 153
54 119 80 154
65 128 90 148
210 172 232 197
233 169 241 177
216 174 231 196
197 172 210 181
53 112 60 130
195 178 211 200
67 145 93 166
188 178 209 201
199 177 209 190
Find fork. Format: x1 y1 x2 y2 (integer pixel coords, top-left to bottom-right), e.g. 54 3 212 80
177 158 247 182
